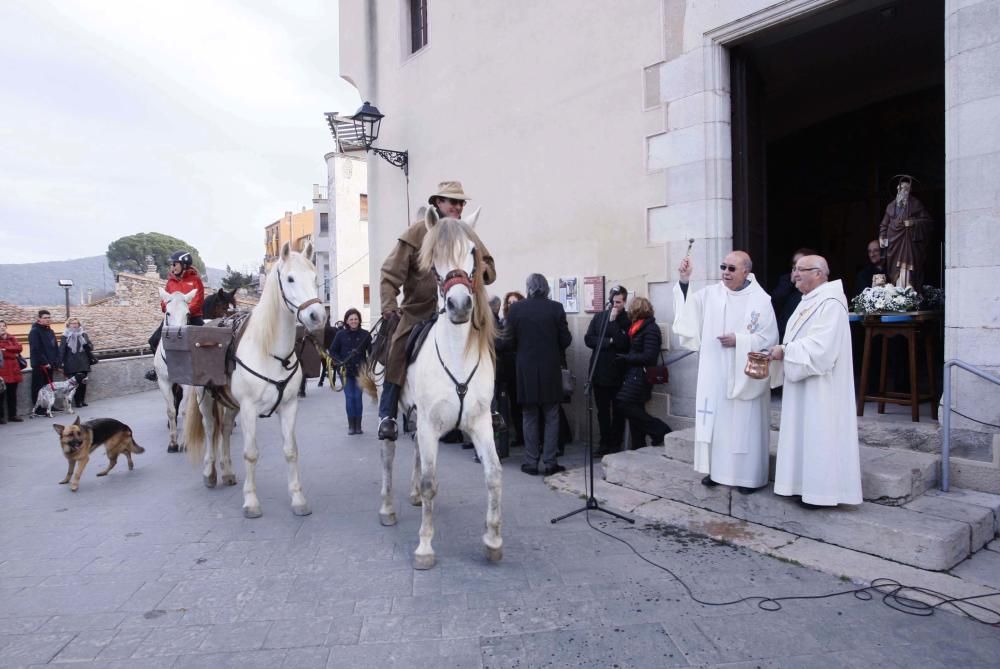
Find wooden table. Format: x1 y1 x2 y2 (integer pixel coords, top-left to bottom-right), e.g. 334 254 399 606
854 311 939 422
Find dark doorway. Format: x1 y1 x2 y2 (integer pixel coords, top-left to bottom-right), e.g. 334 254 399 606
729 0 945 296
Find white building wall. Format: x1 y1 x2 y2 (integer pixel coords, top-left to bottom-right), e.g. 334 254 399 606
340 0 1000 431
326 152 371 326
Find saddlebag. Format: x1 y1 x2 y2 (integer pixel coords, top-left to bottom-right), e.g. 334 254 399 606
162 325 233 387
295 325 323 379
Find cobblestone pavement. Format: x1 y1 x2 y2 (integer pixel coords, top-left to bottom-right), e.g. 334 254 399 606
1 388 998 668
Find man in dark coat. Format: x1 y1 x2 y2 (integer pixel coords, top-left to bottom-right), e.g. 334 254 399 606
502 274 572 476
584 285 631 456
854 240 885 297
28 309 61 414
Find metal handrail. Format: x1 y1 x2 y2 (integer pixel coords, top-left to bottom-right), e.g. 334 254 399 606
941 359 1000 491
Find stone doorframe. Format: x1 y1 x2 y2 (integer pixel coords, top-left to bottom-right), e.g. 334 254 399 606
697 0 845 243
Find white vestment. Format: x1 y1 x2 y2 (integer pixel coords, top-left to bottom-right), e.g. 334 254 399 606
672 275 778 487
771 279 863 506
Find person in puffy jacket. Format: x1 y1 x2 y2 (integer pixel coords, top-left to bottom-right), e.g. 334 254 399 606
0 319 25 422
615 296 671 450
147 250 206 359
329 308 371 435
60 317 96 407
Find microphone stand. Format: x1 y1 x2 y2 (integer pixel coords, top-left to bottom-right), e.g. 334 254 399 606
551 301 634 525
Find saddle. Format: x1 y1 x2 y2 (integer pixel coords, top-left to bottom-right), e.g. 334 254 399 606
406 314 438 366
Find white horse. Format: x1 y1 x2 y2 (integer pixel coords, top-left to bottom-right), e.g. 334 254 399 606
155 288 196 453
184 242 326 517
369 207 502 570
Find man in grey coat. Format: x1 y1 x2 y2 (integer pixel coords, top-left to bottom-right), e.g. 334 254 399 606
501 274 572 476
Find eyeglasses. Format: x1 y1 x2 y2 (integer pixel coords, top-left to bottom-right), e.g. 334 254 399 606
443 198 466 206
719 264 739 273
793 266 821 273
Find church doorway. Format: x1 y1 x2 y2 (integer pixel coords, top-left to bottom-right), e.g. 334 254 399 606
728 0 944 297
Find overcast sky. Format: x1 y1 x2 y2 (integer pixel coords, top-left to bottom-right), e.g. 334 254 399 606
0 0 360 271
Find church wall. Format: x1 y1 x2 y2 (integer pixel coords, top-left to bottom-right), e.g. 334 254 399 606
944 0 1000 430
339 0 1000 432
327 152 371 326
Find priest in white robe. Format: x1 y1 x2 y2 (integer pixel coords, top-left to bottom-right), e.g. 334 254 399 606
769 255 863 507
673 251 778 493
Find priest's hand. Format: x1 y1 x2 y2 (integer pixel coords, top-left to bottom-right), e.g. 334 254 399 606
678 257 692 282
717 333 736 348
769 345 784 361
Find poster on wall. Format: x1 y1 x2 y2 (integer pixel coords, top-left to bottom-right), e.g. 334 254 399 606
559 277 579 313
584 276 605 313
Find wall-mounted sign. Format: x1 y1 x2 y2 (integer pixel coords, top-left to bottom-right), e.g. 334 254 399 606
559 277 579 313
584 276 605 313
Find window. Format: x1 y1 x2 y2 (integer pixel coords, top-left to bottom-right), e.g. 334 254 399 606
320 212 329 234
363 284 370 306
409 0 427 53
360 194 368 220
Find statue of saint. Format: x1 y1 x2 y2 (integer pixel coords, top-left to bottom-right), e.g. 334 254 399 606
879 175 932 291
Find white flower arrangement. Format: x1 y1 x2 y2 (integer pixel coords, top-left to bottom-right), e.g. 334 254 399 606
851 285 921 315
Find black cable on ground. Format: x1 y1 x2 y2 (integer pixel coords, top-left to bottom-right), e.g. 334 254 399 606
582 510 1000 627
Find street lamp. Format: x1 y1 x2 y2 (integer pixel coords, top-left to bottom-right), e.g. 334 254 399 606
58 279 73 319
350 101 409 175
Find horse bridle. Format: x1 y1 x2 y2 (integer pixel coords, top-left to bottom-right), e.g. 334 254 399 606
276 264 322 327
433 266 476 299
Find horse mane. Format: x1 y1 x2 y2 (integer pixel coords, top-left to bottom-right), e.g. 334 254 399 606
419 218 495 364
242 261 284 354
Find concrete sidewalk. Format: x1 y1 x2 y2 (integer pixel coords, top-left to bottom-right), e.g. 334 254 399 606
0 388 998 668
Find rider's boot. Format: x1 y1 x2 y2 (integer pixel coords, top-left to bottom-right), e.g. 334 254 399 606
377 383 400 441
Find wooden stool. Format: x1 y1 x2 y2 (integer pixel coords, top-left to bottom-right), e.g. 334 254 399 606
856 315 938 422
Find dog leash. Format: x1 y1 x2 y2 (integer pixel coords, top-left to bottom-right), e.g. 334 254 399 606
42 364 56 391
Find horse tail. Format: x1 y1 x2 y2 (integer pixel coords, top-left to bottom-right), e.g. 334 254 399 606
358 360 379 401
183 390 205 464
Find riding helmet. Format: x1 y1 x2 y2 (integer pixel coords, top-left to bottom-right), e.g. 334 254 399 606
169 250 193 268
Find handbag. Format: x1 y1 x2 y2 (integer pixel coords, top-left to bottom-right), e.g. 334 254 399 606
560 367 576 403
644 350 669 385
16 354 28 370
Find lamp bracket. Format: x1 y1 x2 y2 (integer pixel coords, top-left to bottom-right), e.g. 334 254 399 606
370 147 409 176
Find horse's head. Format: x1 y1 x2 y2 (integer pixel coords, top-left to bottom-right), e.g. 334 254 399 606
420 206 482 324
205 288 238 318
159 287 195 327
275 241 327 332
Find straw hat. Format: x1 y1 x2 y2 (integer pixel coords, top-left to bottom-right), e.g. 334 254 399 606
427 181 470 204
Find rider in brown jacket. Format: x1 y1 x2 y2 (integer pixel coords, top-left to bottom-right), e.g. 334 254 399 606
377 181 497 440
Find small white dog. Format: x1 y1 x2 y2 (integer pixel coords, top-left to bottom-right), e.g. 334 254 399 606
33 377 80 418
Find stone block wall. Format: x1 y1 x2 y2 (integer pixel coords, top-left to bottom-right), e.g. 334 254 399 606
112 273 165 310
12 355 158 416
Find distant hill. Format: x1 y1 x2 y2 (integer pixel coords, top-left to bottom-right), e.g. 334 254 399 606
0 256 227 306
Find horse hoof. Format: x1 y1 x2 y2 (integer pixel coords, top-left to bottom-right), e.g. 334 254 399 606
413 553 436 570
167 444 179 454
485 545 503 562
221 474 237 486
96 471 108 477
379 512 397 526
203 475 217 489
409 495 422 507
243 506 262 519
291 504 312 517
70 485 78 492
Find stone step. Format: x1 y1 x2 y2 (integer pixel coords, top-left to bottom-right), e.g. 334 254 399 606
661 427 939 505
600 449 979 570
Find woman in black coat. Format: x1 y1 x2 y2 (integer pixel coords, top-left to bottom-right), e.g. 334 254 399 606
60 317 96 407
501 274 572 476
329 308 371 435
615 296 670 449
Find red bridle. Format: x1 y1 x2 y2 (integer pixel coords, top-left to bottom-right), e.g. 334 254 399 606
437 268 476 298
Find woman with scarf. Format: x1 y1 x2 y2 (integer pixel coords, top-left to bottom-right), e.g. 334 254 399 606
0 320 25 423
615 296 671 449
60 317 97 407
328 308 371 435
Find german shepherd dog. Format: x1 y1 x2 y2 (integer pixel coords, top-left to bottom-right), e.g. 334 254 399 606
52 416 145 492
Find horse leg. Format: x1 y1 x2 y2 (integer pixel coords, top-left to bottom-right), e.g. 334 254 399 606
200 394 218 488
239 408 262 518
469 415 503 562
413 421 439 570
219 408 238 486
159 377 179 452
379 439 397 526
409 436 422 507
278 399 310 516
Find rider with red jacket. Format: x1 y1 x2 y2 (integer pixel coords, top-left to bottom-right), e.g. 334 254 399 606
148 250 206 357
161 251 206 324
